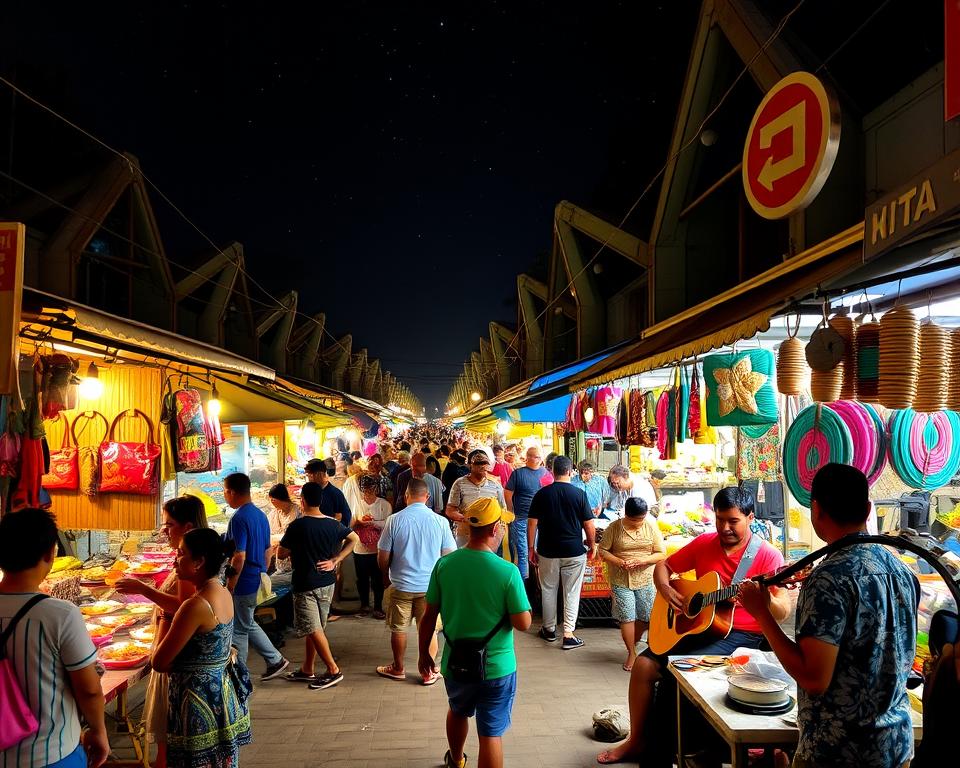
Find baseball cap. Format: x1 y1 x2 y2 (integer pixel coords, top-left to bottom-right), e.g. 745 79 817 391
304 458 325 473
468 449 490 466
462 497 515 527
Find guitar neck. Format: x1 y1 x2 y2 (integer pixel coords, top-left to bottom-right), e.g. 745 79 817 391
704 584 740 606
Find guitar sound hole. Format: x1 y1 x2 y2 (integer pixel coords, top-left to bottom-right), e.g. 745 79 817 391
687 593 704 617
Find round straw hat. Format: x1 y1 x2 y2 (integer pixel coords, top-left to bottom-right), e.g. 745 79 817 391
878 306 919 410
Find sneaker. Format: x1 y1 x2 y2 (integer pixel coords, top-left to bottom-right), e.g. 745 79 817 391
562 635 584 650
284 669 316 683
537 626 557 643
261 658 290 681
308 671 344 690
443 749 467 768
422 670 442 686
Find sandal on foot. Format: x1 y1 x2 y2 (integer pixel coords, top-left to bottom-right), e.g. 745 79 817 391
376 664 405 681
597 749 638 765
443 749 467 768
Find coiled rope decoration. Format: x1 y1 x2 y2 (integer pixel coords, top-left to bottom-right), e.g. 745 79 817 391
888 409 960 491
783 403 854 507
856 320 880 401
879 305 920 410
914 323 951 412
829 314 857 400
827 400 887 487
861 402 889 486
776 314 807 396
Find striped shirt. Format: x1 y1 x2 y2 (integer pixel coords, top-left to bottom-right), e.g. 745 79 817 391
1 593 97 768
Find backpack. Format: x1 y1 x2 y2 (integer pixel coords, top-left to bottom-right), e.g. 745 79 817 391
174 388 209 472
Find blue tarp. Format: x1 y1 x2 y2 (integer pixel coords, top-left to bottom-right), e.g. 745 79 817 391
503 394 570 424
528 348 623 392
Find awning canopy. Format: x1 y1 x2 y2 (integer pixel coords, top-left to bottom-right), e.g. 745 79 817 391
504 394 570 424
570 223 865 388
20 288 274 379
211 376 352 428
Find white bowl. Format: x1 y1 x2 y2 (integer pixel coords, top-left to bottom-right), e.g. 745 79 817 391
728 674 789 706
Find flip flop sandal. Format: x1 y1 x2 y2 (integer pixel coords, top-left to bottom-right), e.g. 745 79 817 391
376 665 406 681
422 671 442 686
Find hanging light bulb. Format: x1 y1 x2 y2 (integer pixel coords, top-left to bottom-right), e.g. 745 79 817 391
79 361 103 400
207 382 222 418
301 418 316 441
470 391 482 403
496 419 511 435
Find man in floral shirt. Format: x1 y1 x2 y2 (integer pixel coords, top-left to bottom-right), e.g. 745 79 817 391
741 464 919 768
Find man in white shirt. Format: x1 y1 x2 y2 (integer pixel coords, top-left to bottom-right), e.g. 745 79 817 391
446 450 507 547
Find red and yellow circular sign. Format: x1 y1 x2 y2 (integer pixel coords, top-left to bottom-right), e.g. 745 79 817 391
742 72 841 220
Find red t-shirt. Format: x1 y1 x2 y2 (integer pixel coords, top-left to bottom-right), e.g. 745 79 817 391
665 532 784 634
492 461 513 487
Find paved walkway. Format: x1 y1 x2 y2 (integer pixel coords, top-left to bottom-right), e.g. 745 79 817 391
241 614 632 768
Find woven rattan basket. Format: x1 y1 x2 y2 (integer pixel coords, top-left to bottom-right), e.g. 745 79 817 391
857 321 880 401
810 363 843 403
914 323 951 412
829 314 858 400
776 337 808 396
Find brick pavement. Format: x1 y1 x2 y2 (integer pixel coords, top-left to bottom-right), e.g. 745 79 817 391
240 615 633 768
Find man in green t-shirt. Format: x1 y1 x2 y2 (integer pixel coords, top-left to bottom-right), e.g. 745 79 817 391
419 498 532 768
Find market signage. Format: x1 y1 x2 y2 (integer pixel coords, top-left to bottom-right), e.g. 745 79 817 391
863 147 960 262
742 72 841 220
0 222 24 395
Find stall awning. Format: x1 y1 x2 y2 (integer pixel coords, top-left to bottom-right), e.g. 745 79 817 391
21 288 275 379
505 394 570 424
571 223 866 388
527 346 630 393
212 376 352 428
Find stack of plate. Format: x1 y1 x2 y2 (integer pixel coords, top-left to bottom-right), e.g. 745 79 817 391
879 306 920 410
727 674 792 715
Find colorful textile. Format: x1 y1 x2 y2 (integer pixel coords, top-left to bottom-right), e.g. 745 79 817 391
595 386 623 438
736 423 781 481
656 389 670 460
703 350 778 427
167 620 251 768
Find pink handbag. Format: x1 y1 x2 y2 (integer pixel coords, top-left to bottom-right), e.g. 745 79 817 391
0 594 48 750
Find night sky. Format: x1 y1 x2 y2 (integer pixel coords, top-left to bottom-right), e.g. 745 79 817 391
3 1 698 412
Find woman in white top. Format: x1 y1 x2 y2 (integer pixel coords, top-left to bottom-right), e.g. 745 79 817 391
603 464 658 515
0 508 108 768
351 474 391 618
266 483 298 589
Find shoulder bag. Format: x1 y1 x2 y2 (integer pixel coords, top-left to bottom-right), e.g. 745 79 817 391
0 594 49 750
443 615 508 683
72 411 109 497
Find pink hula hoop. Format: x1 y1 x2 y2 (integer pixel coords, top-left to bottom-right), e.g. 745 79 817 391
908 412 953 476
828 401 878 477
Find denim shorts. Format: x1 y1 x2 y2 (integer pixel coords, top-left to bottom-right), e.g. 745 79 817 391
444 671 517 737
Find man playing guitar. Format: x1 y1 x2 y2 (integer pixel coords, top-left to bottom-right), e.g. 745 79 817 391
597 487 791 766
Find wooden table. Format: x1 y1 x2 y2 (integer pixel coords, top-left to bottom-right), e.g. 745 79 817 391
101 664 152 768
669 658 923 767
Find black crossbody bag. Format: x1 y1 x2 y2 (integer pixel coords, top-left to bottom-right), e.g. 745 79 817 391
443 615 508 683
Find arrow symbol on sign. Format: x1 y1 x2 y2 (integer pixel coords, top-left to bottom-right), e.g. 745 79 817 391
757 101 806 191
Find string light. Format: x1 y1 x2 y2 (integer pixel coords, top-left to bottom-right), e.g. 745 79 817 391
207 382 222 418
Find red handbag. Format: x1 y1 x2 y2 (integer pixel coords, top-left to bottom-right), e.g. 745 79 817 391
99 410 161 495
41 414 79 490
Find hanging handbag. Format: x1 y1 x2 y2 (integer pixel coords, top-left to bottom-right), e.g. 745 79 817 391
158 378 178 482
0 594 48 750
72 411 109 497
40 413 79 490
99 409 161 495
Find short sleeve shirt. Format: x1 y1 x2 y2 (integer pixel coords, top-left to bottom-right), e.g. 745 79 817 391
280 515 352 592
426 548 530 679
529 482 593 558
598 517 665 589
793 544 919 768
318 483 352 528
504 466 548 518
665 532 784 634
571 474 608 510
448 476 506 515
1 594 97 768
226 502 272 596
377 502 457 592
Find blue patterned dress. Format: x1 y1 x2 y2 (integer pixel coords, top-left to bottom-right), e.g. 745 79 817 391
166 613 252 768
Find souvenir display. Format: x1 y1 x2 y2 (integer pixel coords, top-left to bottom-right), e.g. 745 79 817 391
41 414 79 490
856 319 881 401
878 305 920 410
702 350 777 427
913 324 950 413
829 314 858 400
888 409 960 491
99 410 160 495
783 404 854 508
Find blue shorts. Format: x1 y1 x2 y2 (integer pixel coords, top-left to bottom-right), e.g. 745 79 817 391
444 671 517 737
46 743 85 768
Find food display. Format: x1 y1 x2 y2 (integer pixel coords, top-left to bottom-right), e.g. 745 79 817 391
128 562 162 575
129 626 155 644
80 566 109 584
93 614 140 631
98 641 151 669
80 600 124 616
85 623 115 647
126 603 155 615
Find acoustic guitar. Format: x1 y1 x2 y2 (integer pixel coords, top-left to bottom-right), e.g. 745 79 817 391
647 566 808 655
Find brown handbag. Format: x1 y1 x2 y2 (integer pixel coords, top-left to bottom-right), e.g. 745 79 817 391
72 411 109 497
99 410 161 495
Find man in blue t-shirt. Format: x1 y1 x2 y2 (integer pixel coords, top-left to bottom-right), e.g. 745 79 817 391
741 464 919 768
504 446 548 579
224 472 289 681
